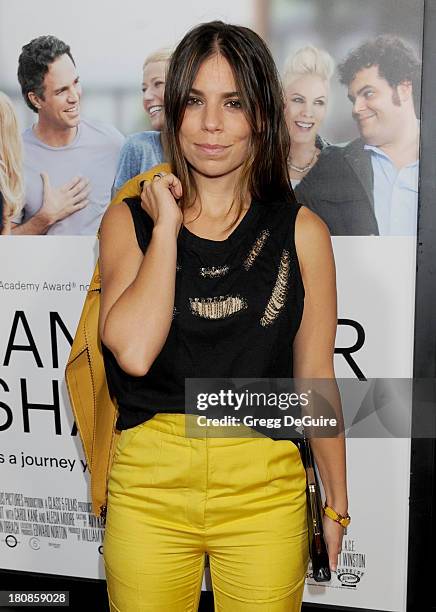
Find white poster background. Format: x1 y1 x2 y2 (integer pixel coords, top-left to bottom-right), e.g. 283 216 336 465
0 237 415 612
0 237 101 577
302 237 415 612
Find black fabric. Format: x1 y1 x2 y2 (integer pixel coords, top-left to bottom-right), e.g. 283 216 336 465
102 196 305 431
295 138 380 236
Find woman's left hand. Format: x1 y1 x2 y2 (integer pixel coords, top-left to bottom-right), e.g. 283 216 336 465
322 514 345 572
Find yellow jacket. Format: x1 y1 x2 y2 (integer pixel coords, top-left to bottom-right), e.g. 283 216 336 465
65 164 171 517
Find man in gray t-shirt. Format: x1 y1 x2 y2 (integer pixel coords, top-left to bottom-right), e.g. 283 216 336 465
13 35 124 236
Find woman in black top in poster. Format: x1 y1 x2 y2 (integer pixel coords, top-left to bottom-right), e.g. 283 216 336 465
99 21 348 612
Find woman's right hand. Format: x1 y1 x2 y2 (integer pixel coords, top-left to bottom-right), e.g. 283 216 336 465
140 172 183 230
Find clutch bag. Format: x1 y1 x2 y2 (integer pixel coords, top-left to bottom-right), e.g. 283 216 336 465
298 433 331 582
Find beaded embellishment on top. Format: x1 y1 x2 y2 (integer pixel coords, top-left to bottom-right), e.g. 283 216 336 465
260 250 290 327
190 295 247 319
200 265 229 278
243 229 270 271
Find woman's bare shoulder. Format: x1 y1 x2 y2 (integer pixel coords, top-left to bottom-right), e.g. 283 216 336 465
99 200 139 248
99 200 142 265
295 204 329 237
295 205 333 268
100 200 132 232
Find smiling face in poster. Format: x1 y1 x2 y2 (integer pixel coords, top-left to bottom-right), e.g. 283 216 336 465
29 54 82 135
142 60 166 131
348 65 414 148
285 74 328 145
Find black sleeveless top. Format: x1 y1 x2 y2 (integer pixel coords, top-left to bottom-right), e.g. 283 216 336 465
102 197 305 430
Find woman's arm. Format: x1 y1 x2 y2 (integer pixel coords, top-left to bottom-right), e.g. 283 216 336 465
99 174 182 377
293 205 348 572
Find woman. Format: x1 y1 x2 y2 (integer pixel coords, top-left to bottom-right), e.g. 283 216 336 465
112 49 171 194
99 21 348 611
283 46 334 188
0 91 24 234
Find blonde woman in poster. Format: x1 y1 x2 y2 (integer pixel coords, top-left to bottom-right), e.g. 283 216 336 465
283 45 334 189
99 21 349 611
0 91 24 235
112 49 171 194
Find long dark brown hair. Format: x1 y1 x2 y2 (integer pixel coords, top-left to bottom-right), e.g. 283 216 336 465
164 21 295 224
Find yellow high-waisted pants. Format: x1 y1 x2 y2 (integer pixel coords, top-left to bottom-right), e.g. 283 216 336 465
103 414 309 611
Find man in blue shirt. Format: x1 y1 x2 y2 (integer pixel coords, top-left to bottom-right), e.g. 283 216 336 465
295 35 420 236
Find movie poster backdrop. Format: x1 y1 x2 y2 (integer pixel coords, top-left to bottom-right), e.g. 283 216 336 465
0 1 423 610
